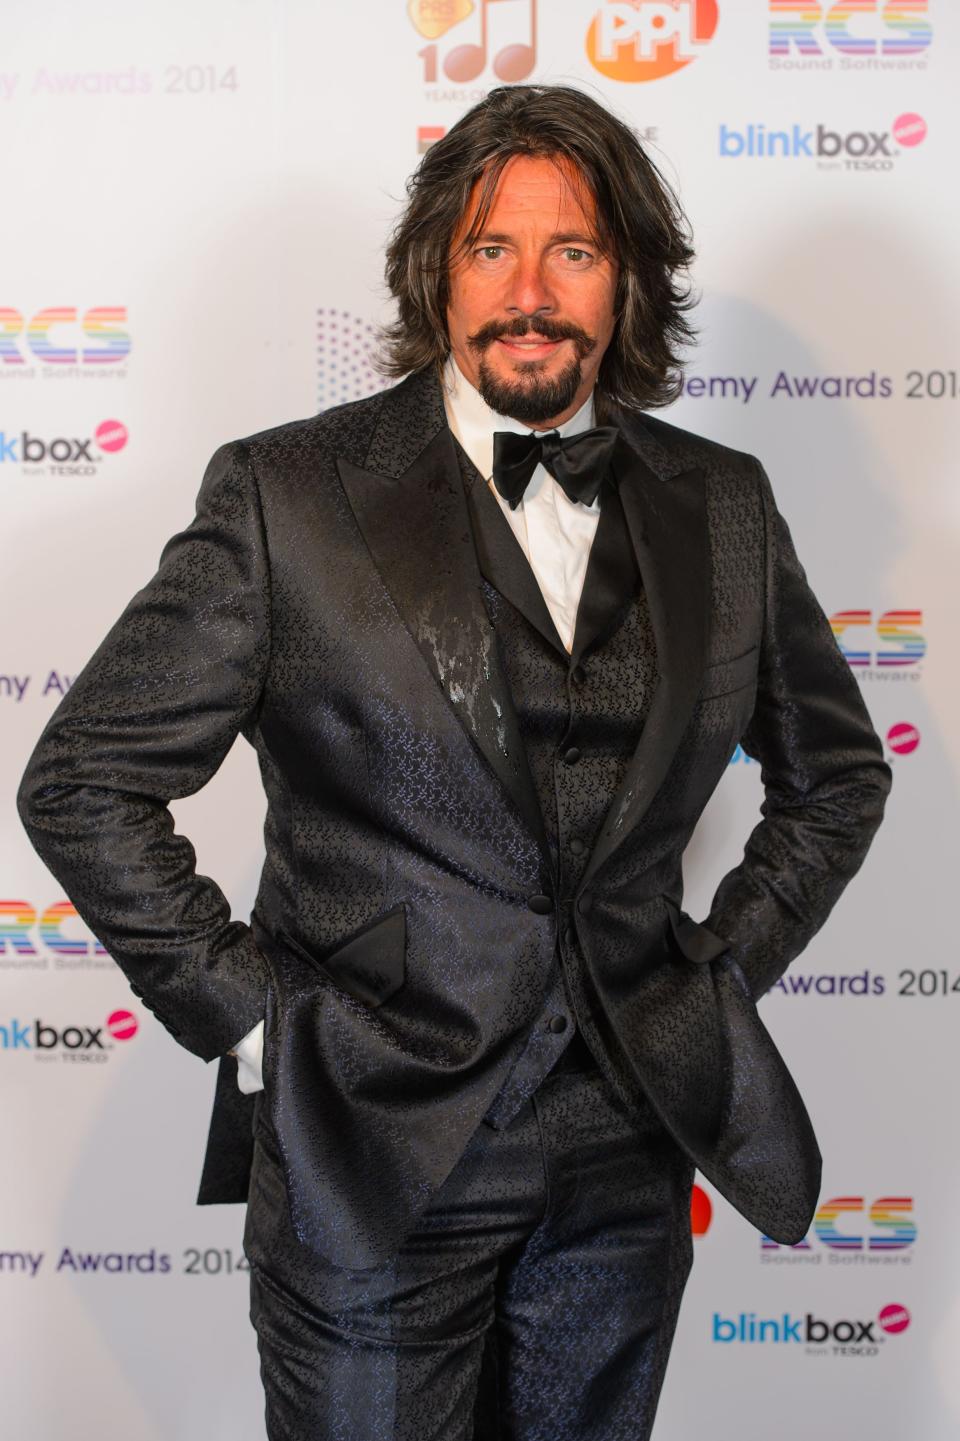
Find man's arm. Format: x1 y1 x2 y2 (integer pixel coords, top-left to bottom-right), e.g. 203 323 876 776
16 441 271 1062
706 460 892 999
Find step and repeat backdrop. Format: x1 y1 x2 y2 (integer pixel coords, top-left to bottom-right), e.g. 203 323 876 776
2 2 957 1437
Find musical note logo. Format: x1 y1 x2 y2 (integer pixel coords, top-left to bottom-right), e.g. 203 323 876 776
413 0 538 85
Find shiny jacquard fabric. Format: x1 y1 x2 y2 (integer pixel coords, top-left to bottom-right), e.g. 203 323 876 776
16 366 892 1265
458 445 659 1126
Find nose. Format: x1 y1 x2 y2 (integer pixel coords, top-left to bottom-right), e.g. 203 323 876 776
503 254 555 320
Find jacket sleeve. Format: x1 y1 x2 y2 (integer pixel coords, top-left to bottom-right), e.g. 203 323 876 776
16 440 272 1061
705 459 892 999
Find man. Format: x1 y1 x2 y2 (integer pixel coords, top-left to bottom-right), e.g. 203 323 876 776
17 85 891 1439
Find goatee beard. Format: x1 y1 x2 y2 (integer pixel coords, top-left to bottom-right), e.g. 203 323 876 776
466 315 597 426
476 354 583 426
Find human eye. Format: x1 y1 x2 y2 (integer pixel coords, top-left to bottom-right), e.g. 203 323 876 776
476 245 505 261
560 246 592 265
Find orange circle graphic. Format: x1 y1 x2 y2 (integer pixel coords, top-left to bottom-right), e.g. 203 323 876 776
586 0 719 83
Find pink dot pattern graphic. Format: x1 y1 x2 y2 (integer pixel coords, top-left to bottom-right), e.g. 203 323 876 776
316 309 388 410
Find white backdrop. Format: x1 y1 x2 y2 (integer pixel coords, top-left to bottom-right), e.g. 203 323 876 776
3 2 957 1436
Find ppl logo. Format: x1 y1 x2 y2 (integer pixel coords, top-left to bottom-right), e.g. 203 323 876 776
586 1 719 83
762 1196 916 1261
712 1303 910 1353
408 0 537 87
0 1008 139 1061
719 114 926 171
691 1184 713 1236
0 306 130 371
0 419 128 475
0 900 110 969
769 1 932 69
830 609 925 674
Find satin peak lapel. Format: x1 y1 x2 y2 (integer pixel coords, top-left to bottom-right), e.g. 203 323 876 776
336 389 547 863
580 429 710 889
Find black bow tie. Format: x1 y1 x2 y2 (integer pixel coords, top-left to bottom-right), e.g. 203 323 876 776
492 426 619 510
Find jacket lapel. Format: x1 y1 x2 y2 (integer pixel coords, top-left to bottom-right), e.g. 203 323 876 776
578 421 711 890
336 371 549 863
457 442 568 656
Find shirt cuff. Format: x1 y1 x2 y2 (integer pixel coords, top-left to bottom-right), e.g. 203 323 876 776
230 1019 264 1094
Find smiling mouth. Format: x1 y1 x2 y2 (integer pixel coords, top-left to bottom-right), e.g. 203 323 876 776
496 336 566 356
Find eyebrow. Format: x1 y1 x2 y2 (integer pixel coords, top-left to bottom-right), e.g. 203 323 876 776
472 230 599 246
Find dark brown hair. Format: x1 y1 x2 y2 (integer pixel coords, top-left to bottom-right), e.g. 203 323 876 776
380 83 696 413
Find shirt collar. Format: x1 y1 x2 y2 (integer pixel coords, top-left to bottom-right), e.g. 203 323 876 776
441 354 596 484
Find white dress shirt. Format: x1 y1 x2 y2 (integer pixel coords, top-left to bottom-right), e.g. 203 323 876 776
230 356 602 1093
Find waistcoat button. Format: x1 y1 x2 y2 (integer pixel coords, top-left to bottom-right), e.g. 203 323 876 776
562 746 582 765
547 1014 568 1034
568 836 585 855
571 665 587 686
527 893 553 915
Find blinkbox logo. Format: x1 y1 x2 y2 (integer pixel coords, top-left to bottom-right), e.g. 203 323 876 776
0 1008 138 1063
0 418 127 476
719 113 926 172
713 1303 910 1356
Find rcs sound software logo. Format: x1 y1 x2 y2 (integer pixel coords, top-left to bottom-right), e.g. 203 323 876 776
0 900 111 971
0 306 130 377
586 1 719 84
830 609 925 679
769 0 932 71
762 1195 917 1264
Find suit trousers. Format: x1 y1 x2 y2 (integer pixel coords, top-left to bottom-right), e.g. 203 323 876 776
243 1040 695 1441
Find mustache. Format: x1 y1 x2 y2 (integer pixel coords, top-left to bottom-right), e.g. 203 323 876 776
466 315 596 356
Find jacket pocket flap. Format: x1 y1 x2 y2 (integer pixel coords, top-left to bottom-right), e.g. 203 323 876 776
278 904 406 1008
699 645 759 700
665 900 731 965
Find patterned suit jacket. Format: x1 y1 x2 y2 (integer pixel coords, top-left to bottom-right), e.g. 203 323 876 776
17 367 892 1266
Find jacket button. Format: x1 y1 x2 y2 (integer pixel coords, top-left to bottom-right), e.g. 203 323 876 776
547 1014 568 1034
568 837 585 855
578 893 593 917
528 893 553 915
562 746 581 765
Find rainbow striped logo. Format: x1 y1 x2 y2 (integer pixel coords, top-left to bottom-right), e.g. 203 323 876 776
0 899 108 958
0 306 130 368
763 1195 916 1252
829 609 925 668
770 1 932 57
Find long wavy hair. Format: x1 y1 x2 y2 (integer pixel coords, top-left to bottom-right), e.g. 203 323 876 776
380 84 697 414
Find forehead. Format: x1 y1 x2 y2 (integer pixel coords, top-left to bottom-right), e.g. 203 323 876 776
459 153 600 237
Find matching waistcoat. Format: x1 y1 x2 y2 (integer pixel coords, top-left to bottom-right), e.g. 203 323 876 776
455 443 660 1128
